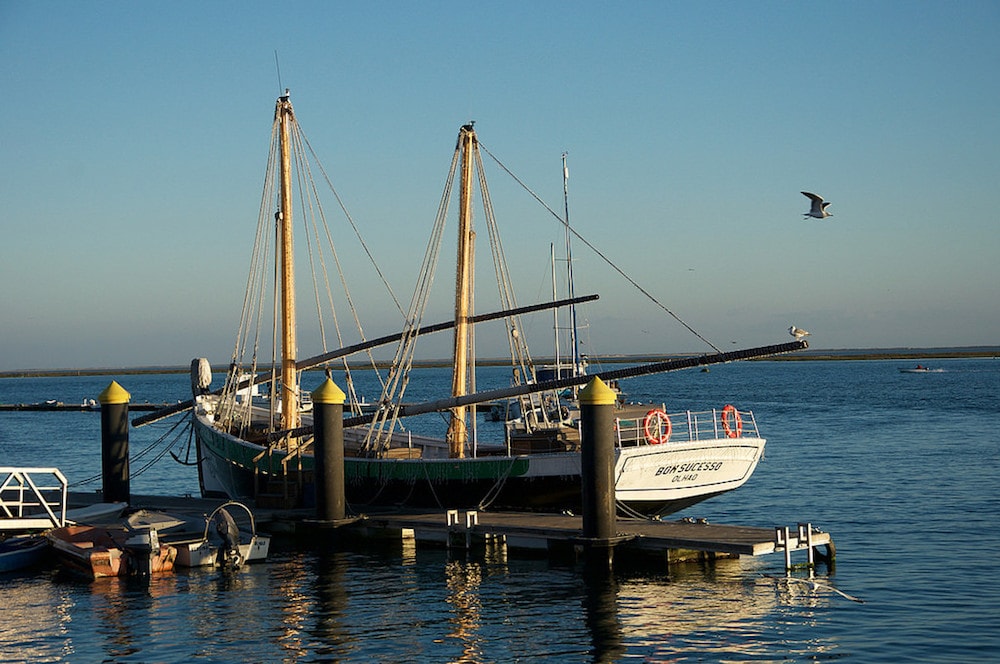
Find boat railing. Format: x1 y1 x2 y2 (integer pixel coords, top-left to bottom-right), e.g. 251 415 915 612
0 467 68 531
614 408 759 447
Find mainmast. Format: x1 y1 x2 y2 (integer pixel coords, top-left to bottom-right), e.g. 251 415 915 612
277 91 299 432
447 123 477 458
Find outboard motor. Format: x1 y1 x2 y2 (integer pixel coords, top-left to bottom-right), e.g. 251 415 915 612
214 507 244 572
123 526 159 577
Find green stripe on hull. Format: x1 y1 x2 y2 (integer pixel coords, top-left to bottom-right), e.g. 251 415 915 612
198 423 315 474
199 420 532 481
344 457 531 482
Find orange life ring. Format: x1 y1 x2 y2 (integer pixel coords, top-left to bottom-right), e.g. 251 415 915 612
720 404 742 438
643 408 671 444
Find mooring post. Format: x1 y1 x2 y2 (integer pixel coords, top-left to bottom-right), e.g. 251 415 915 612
98 381 131 504
579 377 618 567
312 377 346 522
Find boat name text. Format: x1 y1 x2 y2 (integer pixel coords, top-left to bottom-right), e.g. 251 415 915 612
654 461 723 476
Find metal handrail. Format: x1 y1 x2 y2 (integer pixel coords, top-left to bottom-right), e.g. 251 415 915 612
0 467 68 530
614 409 759 447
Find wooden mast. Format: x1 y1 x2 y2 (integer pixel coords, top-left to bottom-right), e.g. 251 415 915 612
447 123 477 457
277 91 299 432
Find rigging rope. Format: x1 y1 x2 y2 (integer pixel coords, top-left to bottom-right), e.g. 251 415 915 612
220 96 410 428
69 414 193 487
363 143 459 452
291 123 382 409
478 142 722 354
299 132 405 317
473 146 547 426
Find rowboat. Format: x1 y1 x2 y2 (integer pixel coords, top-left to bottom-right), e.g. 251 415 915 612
46 523 177 579
0 534 50 573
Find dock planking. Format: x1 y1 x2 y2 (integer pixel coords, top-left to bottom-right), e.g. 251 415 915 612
73 493 833 568
357 509 834 564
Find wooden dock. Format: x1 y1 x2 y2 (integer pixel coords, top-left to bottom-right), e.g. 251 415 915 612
70 492 834 569
352 509 834 567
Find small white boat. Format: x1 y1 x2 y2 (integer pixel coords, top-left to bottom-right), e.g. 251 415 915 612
899 365 943 373
166 502 270 570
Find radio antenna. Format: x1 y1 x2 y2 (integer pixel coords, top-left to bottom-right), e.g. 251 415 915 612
274 50 283 95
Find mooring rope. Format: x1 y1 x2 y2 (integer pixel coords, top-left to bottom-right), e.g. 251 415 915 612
476 457 520 511
69 413 193 487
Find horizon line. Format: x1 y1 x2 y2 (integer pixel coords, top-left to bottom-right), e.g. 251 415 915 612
2 345 998 378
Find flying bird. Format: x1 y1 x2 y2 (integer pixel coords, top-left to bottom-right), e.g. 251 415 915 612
801 191 833 219
789 325 810 340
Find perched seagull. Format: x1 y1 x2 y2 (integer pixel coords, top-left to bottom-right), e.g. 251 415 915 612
789 325 810 340
801 191 833 219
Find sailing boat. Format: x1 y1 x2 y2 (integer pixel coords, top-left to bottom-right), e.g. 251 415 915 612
500 153 621 442
173 92 807 517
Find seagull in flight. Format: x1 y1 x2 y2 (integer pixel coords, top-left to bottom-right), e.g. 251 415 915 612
789 325 810 340
801 191 833 219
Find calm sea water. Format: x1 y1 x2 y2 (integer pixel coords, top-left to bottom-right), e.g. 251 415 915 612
1 358 998 662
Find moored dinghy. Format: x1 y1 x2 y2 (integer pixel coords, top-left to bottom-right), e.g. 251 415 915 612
165 502 271 570
1 467 127 573
0 534 50 573
46 522 177 578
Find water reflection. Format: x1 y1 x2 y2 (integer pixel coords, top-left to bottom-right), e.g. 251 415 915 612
312 550 351 660
444 559 484 662
271 551 312 660
614 558 846 660
0 540 842 662
582 559 625 663
88 576 159 660
0 572 73 661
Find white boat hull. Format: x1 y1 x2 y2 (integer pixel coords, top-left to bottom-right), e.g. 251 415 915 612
173 535 271 568
194 401 765 517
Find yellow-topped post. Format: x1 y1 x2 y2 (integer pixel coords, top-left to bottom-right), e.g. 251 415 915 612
579 377 617 566
98 381 132 504
312 377 346 521
578 376 618 407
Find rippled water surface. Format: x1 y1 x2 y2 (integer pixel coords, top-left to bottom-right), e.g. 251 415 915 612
2 358 998 662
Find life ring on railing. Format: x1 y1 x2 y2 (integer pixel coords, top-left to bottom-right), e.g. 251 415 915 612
720 404 742 438
643 408 671 444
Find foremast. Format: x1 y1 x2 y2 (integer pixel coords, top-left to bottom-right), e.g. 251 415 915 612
277 91 299 432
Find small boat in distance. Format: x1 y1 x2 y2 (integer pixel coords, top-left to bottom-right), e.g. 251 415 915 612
899 365 944 373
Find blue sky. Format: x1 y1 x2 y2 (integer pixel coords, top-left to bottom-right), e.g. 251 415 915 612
2 1 998 371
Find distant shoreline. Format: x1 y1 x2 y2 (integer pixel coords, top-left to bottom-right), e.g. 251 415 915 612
1 347 996 378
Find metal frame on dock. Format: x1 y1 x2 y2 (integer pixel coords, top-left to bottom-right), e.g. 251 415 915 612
1 467 68 531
